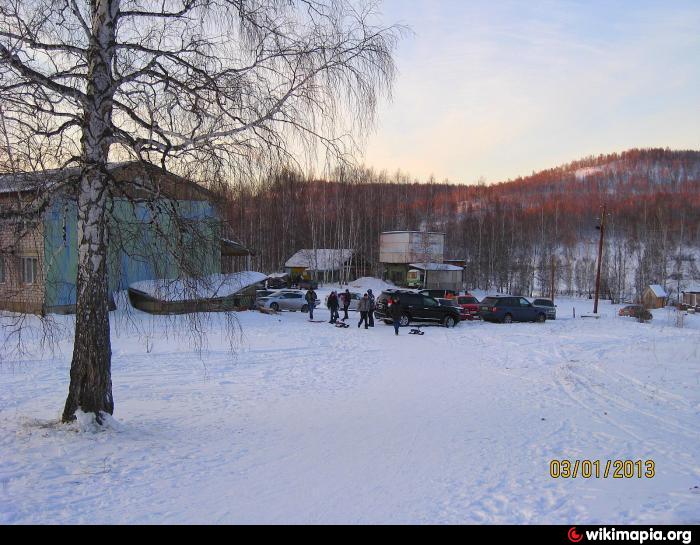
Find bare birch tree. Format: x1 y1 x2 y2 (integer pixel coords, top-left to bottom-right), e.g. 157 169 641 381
0 0 400 424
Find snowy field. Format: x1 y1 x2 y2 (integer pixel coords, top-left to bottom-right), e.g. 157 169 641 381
1 289 699 524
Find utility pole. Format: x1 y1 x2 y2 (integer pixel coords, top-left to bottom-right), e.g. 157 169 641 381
550 255 556 302
593 203 607 314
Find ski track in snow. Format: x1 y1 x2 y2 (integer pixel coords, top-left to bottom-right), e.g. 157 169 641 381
0 297 699 524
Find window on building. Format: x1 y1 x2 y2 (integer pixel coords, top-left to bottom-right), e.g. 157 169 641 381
0 256 5 284
21 257 38 285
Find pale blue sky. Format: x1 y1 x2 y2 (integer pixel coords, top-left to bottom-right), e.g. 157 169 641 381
362 0 700 183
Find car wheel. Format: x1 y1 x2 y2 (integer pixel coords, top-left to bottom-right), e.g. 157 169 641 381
301 304 309 313
503 313 513 324
270 302 280 312
536 313 546 323
443 315 456 328
399 314 410 327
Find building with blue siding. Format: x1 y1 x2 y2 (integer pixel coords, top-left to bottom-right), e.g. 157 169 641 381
0 162 224 314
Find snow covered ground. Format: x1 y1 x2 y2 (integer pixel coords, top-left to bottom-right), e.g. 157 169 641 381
1 292 699 524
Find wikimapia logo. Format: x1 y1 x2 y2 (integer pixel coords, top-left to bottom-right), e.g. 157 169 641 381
567 527 693 544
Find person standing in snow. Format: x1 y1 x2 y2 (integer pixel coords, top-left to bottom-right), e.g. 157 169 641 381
390 296 403 335
357 293 370 329
342 288 351 320
327 291 340 323
367 288 376 327
305 288 317 320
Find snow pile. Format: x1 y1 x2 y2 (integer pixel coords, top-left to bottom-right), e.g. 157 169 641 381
129 271 266 301
74 409 123 433
348 276 395 294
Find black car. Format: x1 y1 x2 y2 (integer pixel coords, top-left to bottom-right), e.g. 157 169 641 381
374 289 461 328
479 295 547 323
531 298 557 320
419 289 459 299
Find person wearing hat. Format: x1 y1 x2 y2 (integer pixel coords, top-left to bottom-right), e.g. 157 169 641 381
357 293 370 329
389 296 403 335
327 291 340 324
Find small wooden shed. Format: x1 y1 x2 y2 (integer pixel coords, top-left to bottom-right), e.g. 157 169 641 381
642 284 667 309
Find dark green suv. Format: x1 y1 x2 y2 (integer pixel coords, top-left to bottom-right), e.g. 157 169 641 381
374 290 461 328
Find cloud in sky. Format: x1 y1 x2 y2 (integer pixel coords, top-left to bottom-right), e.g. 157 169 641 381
361 0 700 183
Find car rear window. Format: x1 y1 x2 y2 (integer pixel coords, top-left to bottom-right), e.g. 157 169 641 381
480 297 499 306
458 297 477 304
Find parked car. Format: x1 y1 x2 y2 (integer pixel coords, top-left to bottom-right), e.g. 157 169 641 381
618 304 653 321
325 291 361 311
531 298 557 320
256 289 278 298
374 289 461 328
479 295 547 323
266 275 289 289
419 289 458 299
437 298 469 321
257 291 309 312
456 294 481 320
298 278 318 290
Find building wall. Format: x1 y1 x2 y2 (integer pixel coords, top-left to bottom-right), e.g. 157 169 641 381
379 232 445 264
0 197 46 314
642 289 665 309
42 197 221 313
384 263 410 286
420 269 463 291
682 292 699 307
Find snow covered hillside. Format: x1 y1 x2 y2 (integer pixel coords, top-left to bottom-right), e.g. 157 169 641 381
1 299 699 524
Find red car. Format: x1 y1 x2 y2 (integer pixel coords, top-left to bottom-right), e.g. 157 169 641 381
456 294 481 320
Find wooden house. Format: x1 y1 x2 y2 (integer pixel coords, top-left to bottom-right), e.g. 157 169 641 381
0 162 224 314
284 248 367 283
642 284 668 309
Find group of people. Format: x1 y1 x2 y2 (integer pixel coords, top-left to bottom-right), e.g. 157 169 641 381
303 287 404 335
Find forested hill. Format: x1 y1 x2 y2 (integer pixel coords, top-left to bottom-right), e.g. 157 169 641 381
223 148 700 302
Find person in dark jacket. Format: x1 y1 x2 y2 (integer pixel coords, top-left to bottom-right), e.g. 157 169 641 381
390 296 403 335
367 289 375 327
327 291 340 323
305 288 317 320
342 288 351 320
357 293 370 329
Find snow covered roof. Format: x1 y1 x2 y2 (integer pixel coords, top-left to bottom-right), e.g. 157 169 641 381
129 271 266 302
682 282 700 293
221 238 254 257
647 284 668 298
285 249 354 271
409 263 463 271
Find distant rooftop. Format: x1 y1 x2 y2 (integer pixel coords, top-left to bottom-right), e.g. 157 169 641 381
381 231 445 235
409 262 463 271
0 161 212 200
285 249 354 271
647 284 668 298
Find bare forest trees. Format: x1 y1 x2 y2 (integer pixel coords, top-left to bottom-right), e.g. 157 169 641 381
223 150 700 302
0 0 400 424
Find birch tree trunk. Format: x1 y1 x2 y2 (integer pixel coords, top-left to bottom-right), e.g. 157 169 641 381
62 0 119 424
